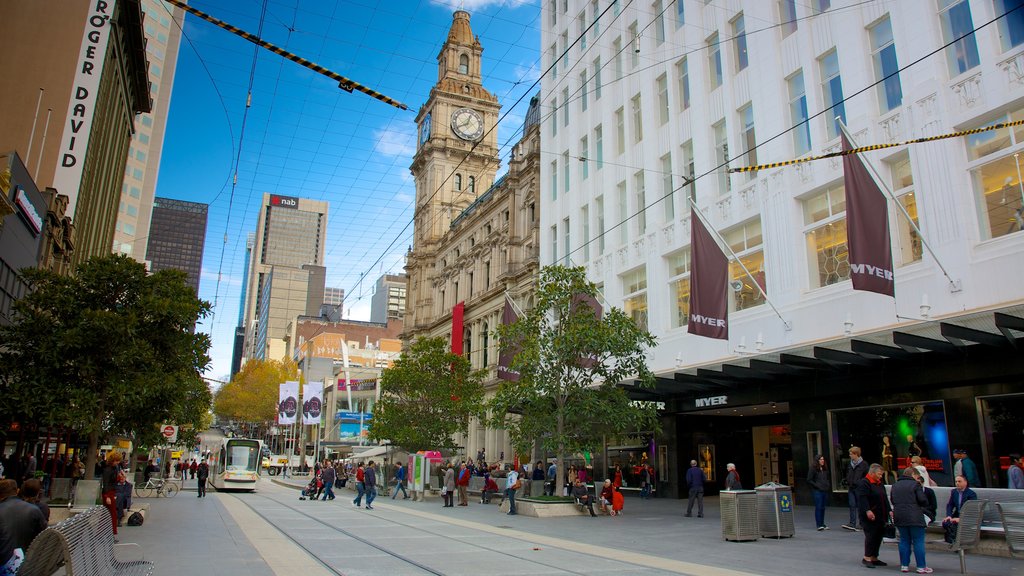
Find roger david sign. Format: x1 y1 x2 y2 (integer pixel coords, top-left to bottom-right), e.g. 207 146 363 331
270 195 298 209
52 0 113 217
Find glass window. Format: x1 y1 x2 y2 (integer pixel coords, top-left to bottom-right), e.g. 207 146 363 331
635 170 647 234
622 267 649 331
551 161 558 201
964 107 1024 239
889 153 923 265
803 185 850 288
657 74 669 124
681 141 696 204
613 0 620 16
629 22 639 67
563 151 571 194
563 217 571 265
616 107 626 155
817 0 831 12
733 14 748 71
870 16 903 113
579 11 587 52
580 70 588 111
582 205 590 261
667 249 691 328
141 116 153 127
596 195 606 253
551 225 558 263
780 0 798 36
654 1 666 44
563 88 570 127
127 204 138 217
676 0 685 27
938 0 980 77
593 57 603 99
661 153 674 221
562 32 569 69
469 176 475 194
789 71 811 155
614 37 623 79
455 173 462 191
677 58 691 111
820 50 846 140
580 136 589 180
739 104 757 179
979 393 1024 489
714 121 731 194
724 219 765 311
996 0 1024 52
591 0 600 37
550 99 558 137
549 0 556 25
594 125 604 169
550 43 558 79
618 181 628 244
708 33 723 89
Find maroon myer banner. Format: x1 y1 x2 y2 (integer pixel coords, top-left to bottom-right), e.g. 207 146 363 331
688 208 728 340
451 302 465 355
842 133 895 297
571 293 603 368
497 298 520 381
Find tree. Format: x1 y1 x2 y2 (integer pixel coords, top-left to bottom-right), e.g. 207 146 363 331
369 337 486 453
489 265 659 498
213 358 299 424
0 255 212 475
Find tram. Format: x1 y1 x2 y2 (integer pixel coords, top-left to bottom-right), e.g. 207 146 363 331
210 437 261 491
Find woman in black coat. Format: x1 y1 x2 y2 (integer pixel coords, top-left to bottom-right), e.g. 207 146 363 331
807 455 831 530
855 463 891 568
890 467 930 572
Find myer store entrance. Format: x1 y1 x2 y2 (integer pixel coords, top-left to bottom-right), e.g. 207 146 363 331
679 402 792 492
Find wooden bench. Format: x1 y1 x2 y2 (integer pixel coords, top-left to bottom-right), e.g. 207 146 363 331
19 505 154 576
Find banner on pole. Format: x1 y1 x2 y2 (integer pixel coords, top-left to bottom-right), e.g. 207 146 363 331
451 302 465 355
842 132 895 297
497 297 521 381
278 381 299 425
688 208 729 340
302 383 322 425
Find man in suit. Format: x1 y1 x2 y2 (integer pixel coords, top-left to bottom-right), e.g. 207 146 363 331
942 474 978 543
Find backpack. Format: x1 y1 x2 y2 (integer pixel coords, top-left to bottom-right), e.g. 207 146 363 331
127 511 144 526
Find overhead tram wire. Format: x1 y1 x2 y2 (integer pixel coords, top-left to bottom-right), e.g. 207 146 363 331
562 2 1024 265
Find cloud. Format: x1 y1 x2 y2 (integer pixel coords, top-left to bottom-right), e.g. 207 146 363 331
513 61 541 84
200 268 243 287
373 126 416 158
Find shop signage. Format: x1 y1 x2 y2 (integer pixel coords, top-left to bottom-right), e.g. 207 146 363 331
270 194 298 209
14 186 42 236
52 0 112 217
630 400 665 410
695 395 728 408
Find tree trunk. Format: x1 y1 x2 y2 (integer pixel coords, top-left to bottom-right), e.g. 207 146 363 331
84 400 105 478
555 410 564 498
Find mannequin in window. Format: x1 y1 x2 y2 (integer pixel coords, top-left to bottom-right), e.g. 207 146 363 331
906 434 923 459
880 435 896 485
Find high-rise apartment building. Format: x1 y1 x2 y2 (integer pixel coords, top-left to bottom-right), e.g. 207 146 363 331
114 0 185 261
543 1 1024 496
240 193 328 363
0 0 151 267
145 197 207 293
369 274 406 323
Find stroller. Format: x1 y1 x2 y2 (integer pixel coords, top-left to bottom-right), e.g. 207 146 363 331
299 475 322 501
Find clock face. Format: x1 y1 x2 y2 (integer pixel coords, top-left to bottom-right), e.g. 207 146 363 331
451 108 484 141
420 113 431 145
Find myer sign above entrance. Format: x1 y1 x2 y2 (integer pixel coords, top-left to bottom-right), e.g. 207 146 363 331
696 395 727 408
270 195 298 209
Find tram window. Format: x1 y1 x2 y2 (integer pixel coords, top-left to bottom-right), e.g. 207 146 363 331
227 443 260 471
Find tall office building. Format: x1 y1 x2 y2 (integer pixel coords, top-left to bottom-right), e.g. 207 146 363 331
543 1 1024 496
240 193 328 364
0 1 151 267
145 197 207 293
369 274 407 323
114 0 186 261
324 287 345 307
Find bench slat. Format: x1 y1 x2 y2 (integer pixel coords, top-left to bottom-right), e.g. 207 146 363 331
21 506 154 576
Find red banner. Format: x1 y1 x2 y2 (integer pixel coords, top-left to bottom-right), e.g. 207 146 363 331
688 208 729 340
497 298 520 381
571 293 603 367
842 133 895 297
451 301 465 355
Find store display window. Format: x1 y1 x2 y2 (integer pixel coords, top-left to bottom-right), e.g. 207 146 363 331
978 393 1024 488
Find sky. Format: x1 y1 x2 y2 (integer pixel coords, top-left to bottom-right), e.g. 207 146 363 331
154 0 543 381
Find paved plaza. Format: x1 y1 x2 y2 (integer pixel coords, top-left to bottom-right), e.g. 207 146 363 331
109 477 1023 576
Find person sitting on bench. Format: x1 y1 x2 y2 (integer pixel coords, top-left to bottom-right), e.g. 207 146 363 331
573 479 597 517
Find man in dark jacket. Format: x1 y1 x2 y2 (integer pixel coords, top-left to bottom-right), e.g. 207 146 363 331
942 474 978 543
0 479 46 573
196 459 209 498
571 479 597 516
684 459 706 518
363 461 378 510
320 461 336 501
856 463 891 568
843 446 869 531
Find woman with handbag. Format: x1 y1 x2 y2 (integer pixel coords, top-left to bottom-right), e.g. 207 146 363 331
855 463 891 569
891 467 931 573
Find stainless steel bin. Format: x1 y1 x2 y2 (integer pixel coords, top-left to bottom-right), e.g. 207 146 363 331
756 482 795 538
721 489 759 541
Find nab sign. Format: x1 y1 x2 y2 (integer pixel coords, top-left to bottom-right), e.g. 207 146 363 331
270 195 298 209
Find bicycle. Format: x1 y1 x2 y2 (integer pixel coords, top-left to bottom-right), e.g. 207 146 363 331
135 477 180 498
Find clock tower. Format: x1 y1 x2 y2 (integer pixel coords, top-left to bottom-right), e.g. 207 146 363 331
406 10 501 333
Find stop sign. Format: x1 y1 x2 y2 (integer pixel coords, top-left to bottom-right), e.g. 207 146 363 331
162 425 176 437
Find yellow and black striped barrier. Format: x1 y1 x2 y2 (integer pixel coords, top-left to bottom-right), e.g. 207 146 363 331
164 0 409 111
730 119 1024 173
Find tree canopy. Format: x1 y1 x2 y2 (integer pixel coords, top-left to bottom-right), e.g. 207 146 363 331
213 358 299 424
0 255 212 474
369 336 486 453
488 265 658 497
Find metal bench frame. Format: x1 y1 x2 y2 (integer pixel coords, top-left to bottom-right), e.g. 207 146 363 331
19 505 154 576
949 499 988 574
996 501 1024 559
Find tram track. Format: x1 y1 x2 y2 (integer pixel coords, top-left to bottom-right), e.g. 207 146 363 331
225 487 600 576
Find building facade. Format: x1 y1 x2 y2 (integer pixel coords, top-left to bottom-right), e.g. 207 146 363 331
0 0 151 267
405 10 543 463
369 273 407 323
113 0 185 261
542 0 1024 498
240 193 328 364
145 197 208 293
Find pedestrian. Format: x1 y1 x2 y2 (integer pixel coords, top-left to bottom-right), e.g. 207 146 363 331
572 479 597 516
442 463 455 508
0 479 47 574
282 461 289 478
163 460 170 479
855 463 891 568
320 460 336 501
481 475 499 504
842 446 869 531
392 462 409 499
189 459 198 480
600 478 615 516
724 463 742 490
545 460 557 496
505 465 520 515
952 449 979 487
144 460 159 484
684 459 706 518
910 455 935 487
196 458 209 498
612 485 625 516
942 474 978 544
807 454 831 530
457 462 470 506
352 463 365 508
612 465 623 489
891 467 930 573
640 464 653 499
363 461 378 510
1009 454 1024 489
17 479 49 523
100 451 122 540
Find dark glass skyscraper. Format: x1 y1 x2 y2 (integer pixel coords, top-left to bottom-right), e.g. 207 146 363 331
145 197 208 294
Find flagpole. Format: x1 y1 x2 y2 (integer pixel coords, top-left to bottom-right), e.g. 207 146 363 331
688 199 791 331
503 290 527 317
838 121 959 291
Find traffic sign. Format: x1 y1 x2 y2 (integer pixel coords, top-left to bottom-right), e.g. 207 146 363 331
160 424 179 443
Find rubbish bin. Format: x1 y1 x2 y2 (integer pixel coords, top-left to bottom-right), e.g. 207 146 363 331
756 482 795 538
721 489 759 541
